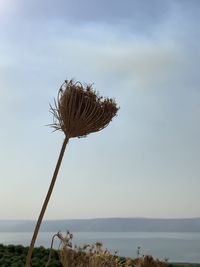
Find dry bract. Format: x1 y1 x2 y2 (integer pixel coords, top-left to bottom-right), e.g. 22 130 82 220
50 80 119 138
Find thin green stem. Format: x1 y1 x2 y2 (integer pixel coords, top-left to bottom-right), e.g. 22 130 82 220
25 136 69 267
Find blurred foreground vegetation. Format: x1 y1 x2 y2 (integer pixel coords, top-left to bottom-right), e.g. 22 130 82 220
0 243 199 267
0 244 61 267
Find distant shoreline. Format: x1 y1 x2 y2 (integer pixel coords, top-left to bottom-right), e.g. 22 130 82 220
1 218 200 232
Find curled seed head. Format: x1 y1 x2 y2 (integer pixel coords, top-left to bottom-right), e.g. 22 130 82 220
50 79 119 138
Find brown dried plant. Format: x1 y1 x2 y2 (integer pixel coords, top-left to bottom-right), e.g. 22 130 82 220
46 231 167 267
25 79 119 267
50 80 118 138
134 255 167 267
57 232 133 267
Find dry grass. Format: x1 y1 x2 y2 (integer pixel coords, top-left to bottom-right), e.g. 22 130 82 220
46 232 168 267
134 255 167 267
58 232 131 267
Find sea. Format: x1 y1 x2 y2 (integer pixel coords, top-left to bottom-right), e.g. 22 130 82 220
0 232 200 263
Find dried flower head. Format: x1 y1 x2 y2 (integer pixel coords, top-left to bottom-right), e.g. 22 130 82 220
50 80 119 138
26 80 119 267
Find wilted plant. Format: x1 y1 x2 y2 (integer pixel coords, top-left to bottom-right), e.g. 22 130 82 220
57 232 133 267
25 79 119 267
134 255 167 267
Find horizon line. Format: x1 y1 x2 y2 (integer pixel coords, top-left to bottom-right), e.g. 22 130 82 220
1 216 200 221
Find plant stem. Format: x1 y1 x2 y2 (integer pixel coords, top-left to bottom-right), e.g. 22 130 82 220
25 136 69 267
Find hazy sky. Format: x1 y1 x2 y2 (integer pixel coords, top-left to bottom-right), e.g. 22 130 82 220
0 0 200 220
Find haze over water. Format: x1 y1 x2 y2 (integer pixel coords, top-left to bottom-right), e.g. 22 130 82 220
0 231 200 263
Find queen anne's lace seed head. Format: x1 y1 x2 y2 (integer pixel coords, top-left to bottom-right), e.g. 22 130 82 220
50 80 119 138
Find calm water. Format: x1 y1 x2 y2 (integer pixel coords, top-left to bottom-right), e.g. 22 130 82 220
0 232 200 263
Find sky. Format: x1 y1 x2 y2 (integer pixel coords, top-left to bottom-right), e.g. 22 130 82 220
0 0 200 220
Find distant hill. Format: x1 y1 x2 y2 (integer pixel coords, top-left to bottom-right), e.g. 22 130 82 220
0 218 200 232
